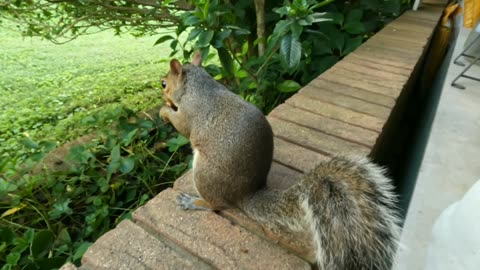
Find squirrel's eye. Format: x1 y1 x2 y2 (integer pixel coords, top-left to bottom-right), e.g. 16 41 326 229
161 80 167 89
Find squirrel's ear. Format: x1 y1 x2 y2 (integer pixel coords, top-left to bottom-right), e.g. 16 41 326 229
192 51 202 66
170 59 183 76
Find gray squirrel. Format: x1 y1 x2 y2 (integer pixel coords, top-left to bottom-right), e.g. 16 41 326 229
160 52 401 270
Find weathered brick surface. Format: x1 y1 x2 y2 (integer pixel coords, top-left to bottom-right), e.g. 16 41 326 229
403 7 444 22
173 170 316 263
346 53 412 76
132 189 311 270
273 137 328 172
173 162 303 193
369 33 427 51
220 208 317 264
376 27 431 45
320 67 402 98
298 84 391 119
82 220 211 270
387 18 436 33
355 44 420 67
271 104 379 147
284 94 385 132
311 78 397 107
334 60 408 82
269 116 371 156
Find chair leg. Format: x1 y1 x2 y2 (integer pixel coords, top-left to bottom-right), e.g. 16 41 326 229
453 35 480 66
451 54 480 90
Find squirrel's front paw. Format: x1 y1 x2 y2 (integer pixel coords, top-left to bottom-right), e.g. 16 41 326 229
177 193 212 211
160 106 171 123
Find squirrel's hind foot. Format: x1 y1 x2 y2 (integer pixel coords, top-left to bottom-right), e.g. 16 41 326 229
176 192 213 211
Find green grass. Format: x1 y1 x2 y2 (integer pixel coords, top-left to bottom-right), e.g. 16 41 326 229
0 26 174 158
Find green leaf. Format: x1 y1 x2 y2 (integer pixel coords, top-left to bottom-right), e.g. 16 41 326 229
0 227 14 243
120 157 135 174
121 128 137 146
311 12 337 24
343 36 363 55
31 230 54 258
280 32 302 70
166 135 189 152
212 29 231 48
20 138 38 149
383 0 401 14
34 257 66 269
217 47 234 78
73 242 92 261
314 55 340 74
67 145 93 165
233 28 250 36
154 35 174 46
345 9 363 25
181 13 200 26
41 141 57 152
197 30 214 48
187 28 202 41
290 21 303 39
0 178 18 193
312 39 333 55
48 199 73 219
273 6 290 16
344 22 366 34
56 228 71 245
6 252 20 265
277 80 302 93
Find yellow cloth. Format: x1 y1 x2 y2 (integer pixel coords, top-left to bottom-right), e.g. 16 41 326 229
464 0 480 28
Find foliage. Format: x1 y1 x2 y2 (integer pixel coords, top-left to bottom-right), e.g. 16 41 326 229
0 25 191 269
160 0 411 111
0 0 191 43
0 25 171 161
1 107 192 269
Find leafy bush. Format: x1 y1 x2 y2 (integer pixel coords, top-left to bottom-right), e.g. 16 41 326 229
162 0 411 111
1 107 191 269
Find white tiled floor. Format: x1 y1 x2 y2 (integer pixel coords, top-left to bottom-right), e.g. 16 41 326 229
394 25 480 269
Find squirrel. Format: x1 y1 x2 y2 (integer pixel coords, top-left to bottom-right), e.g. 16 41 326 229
160 52 401 270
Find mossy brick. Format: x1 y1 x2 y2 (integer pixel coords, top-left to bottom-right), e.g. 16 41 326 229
284 95 385 132
320 68 402 98
268 116 371 156
132 189 311 270
310 78 396 108
334 60 408 83
82 220 211 270
300 83 392 119
270 104 380 148
272 136 328 172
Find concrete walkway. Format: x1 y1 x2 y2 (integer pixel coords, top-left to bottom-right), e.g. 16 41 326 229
395 23 480 269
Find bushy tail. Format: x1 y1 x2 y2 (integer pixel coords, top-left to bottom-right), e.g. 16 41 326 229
240 156 401 270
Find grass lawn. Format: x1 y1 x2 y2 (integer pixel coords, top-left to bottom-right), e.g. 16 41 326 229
0 26 173 159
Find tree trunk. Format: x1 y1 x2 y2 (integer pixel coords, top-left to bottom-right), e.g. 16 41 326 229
254 0 265 56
